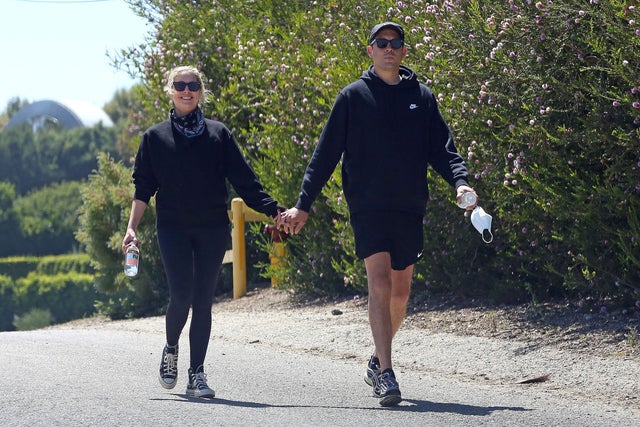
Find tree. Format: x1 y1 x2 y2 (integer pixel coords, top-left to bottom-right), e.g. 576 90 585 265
76 153 166 319
0 97 29 130
0 94 125 256
12 181 83 255
0 124 119 194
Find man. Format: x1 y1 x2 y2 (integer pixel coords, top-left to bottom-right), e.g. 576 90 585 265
279 22 477 407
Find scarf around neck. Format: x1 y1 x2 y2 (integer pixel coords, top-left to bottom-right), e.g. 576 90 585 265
171 106 206 138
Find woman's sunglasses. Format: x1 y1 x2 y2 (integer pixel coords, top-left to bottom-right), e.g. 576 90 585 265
370 38 404 49
173 81 202 92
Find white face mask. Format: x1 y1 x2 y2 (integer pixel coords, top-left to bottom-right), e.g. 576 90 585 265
471 206 493 244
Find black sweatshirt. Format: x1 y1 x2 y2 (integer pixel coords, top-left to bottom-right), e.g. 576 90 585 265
133 119 279 226
295 65 469 216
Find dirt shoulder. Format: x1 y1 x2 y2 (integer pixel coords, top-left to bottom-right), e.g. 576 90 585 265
215 283 640 359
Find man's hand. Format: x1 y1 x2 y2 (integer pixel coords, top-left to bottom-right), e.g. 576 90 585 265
456 185 478 210
278 207 309 235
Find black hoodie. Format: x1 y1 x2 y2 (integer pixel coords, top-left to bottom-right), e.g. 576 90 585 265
295 65 469 216
133 119 280 226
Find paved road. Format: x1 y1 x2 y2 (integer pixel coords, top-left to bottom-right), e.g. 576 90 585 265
2 321 638 426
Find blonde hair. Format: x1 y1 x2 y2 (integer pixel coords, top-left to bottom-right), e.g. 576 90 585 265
164 65 210 104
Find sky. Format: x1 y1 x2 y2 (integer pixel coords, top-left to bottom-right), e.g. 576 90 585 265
0 0 149 110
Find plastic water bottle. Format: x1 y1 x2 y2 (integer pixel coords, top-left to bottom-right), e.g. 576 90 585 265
457 191 477 209
124 243 140 277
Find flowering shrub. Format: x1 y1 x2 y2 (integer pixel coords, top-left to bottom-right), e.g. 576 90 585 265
106 0 638 307
399 0 640 305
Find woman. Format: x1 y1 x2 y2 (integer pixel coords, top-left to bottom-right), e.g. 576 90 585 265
122 65 281 398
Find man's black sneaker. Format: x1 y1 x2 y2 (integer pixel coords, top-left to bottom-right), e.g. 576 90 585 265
364 355 380 387
158 344 178 389
186 365 215 398
373 368 402 407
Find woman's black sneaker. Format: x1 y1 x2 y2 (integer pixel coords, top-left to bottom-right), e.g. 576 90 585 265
158 344 178 389
186 365 215 398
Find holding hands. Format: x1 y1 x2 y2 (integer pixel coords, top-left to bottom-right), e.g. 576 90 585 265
277 207 309 235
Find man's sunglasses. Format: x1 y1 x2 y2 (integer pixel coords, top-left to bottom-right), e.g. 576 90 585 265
173 81 202 92
370 38 404 49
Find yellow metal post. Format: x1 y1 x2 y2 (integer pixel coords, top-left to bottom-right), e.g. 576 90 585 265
229 197 282 298
269 242 286 287
231 198 246 299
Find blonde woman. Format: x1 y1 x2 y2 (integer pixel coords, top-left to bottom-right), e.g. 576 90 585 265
122 65 282 398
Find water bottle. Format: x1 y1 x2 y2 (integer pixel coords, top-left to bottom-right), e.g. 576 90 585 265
124 242 140 277
457 191 477 209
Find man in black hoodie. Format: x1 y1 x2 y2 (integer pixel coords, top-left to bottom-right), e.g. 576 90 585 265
279 22 477 407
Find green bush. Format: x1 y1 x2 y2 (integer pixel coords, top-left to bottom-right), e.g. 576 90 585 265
13 271 98 325
13 308 54 331
0 274 14 331
0 256 39 280
34 253 93 275
76 153 167 319
0 254 96 331
104 0 639 311
11 181 84 255
0 254 93 278
400 0 640 305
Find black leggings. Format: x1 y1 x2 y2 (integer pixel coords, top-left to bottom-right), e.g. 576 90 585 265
157 223 229 370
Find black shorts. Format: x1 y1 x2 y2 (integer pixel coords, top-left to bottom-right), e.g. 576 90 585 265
350 211 424 270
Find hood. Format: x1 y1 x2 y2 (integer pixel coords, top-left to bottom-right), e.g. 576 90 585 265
360 65 418 86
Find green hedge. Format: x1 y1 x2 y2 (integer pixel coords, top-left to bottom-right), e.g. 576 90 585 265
34 254 93 275
0 256 39 280
13 271 98 326
0 254 100 331
0 274 14 331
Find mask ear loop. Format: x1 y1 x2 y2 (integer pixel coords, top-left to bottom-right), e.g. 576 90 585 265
482 229 493 244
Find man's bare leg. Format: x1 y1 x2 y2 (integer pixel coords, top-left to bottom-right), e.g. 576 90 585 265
365 253 413 371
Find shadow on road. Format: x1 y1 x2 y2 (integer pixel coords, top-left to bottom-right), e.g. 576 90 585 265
150 394 530 415
391 399 530 415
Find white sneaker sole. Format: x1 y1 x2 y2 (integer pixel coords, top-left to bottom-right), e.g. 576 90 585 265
186 388 215 398
159 376 177 389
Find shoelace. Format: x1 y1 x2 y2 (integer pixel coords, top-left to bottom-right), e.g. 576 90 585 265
379 372 396 391
162 352 178 377
193 372 209 390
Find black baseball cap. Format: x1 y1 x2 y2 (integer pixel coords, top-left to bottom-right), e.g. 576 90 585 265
368 22 405 44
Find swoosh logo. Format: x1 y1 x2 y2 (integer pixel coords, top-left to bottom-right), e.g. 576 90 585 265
409 104 418 110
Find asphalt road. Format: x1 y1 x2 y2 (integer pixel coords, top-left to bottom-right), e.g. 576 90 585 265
2 323 638 427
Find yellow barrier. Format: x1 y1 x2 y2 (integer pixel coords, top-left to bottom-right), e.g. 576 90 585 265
224 197 286 299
